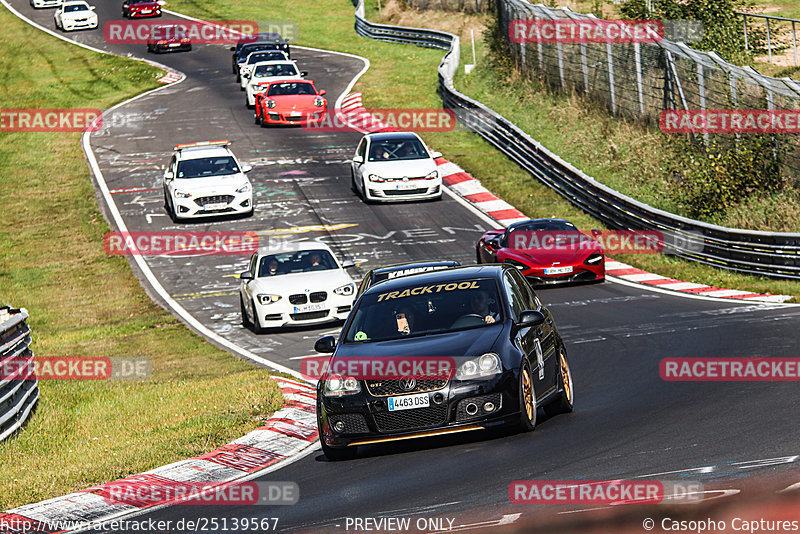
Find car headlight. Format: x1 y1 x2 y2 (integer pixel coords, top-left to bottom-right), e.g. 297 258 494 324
456 353 501 380
257 294 282 305
324 374 361 397
424 170 438 180
236 183 251 193
584 253 603 265
368 174 385 183
265 99 276 108
174 190 191 198
314 97 325 107
333 283 355 296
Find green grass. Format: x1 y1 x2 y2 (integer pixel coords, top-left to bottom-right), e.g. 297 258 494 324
0 7 283 509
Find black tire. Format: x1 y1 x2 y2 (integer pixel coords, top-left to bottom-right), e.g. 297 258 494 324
240 296 252 327
251 299 267 334
475 246 482 264
361 178 372 204
350 169 358 193
165 191 179 223
543 346 574 417
245 96 253 109
518 359 537 432
254 110 261 125
320 439 358 461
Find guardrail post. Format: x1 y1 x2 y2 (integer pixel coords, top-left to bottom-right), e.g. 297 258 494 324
580 42 589 94
697 62 708 144
557 41 565 89
607 43 616 114
635 42 645 115
743 14 749 50
766 17 772 62
793 21 798 66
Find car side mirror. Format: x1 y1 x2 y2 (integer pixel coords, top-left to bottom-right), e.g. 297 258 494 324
517 310 545 327
239 271 253 280
341 259 355 268
241 164 252 173
352 155 363 164
300 71 308 77
319 89 327 96
243 73 250 78
230 47 236 52
164 171 174 180
314 335 336 354
430 151 443 159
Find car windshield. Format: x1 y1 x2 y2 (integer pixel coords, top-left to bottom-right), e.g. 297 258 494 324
267 83 315 96
176 156 239 179
151 25 185 39
239 44 279 58
367 138 428 162
343 278 503 343
248 52 285 64
257 250 337 277
253 63 298 78
64 4 89 11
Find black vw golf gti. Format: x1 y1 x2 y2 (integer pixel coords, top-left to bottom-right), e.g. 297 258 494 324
313 264 574 460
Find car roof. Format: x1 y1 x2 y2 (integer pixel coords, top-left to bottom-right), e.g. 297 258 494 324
257 240 335 256
175 146 232 160
239 33 286 43
370 260 460 276
252 60 295 66
365 131 422 142
246 50 286 59
361 264 506 295
506 218 575 230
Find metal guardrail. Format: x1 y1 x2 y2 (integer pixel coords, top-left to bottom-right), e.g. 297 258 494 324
737 11 800 65
353 0 800 280
0 306 39 442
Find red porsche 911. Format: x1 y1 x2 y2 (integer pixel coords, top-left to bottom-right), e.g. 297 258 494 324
253 79 327 127
122 0 161 18
476 218 605 285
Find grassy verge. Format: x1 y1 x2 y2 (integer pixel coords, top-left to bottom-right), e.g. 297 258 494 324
0 7 282 509
154 0 800 300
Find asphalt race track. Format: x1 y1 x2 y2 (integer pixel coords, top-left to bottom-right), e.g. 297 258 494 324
8 1 800 531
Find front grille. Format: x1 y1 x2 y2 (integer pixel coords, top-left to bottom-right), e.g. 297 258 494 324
374 405 447 432
366 379 448 397
330 413 370 435
290 310 328 321
288 294 307 305
286 116 304 122
310 291 327 303
383 188 429 196
194 195 234 207
456 393 503 422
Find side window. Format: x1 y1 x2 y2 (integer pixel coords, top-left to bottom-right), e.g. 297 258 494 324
249 254 258 276
357 139 367 159
509 268 538 309
168 156 177 174
503 273 525 320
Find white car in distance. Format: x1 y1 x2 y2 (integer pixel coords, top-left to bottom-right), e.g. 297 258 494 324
351 131 443 202
239 242 357 332
238 50 290 88
163 140 254 221
244 61 306 108
32 0 61 9
54 0 98 31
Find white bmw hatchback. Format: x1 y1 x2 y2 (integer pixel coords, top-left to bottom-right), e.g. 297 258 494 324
351 132 443 202
244 61 305 108
239 242 357 332
163 140 254 220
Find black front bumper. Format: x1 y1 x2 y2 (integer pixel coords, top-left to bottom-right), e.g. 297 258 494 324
317 371 520 448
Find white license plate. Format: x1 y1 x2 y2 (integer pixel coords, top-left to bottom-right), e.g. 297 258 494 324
169 43 180 47
394 182 417 190
544 266 573 275
289 111 302 117
293 303 324 314
204 202 227 211
142 9 151 13
388 393 429 412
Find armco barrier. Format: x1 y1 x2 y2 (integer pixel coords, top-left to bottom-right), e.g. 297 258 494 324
353 0 800 280
0 306 38 442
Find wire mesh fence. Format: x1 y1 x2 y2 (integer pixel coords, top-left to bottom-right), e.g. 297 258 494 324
498 1 800 179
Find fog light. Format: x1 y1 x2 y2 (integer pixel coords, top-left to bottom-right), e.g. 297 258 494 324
465 403 478 416
333 420 345 432
483 401 496 412
433 393 444 404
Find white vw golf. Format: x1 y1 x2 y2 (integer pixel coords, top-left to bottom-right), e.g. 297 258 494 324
351 131 443 202
239 242 357 332
54 0 98 31
244 61 305 108
163 140 254 221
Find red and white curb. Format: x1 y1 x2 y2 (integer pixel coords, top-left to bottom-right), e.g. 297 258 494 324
0 377 317 534
337 93 792 303
155 66 183 84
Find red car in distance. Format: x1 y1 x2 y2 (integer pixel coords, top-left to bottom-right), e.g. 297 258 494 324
253 80 327 127
122 0 161 18
476 218 605 285
147 23 191 53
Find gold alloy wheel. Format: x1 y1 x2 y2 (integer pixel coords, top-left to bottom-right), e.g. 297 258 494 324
522 367 534 420
560 351 573 405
